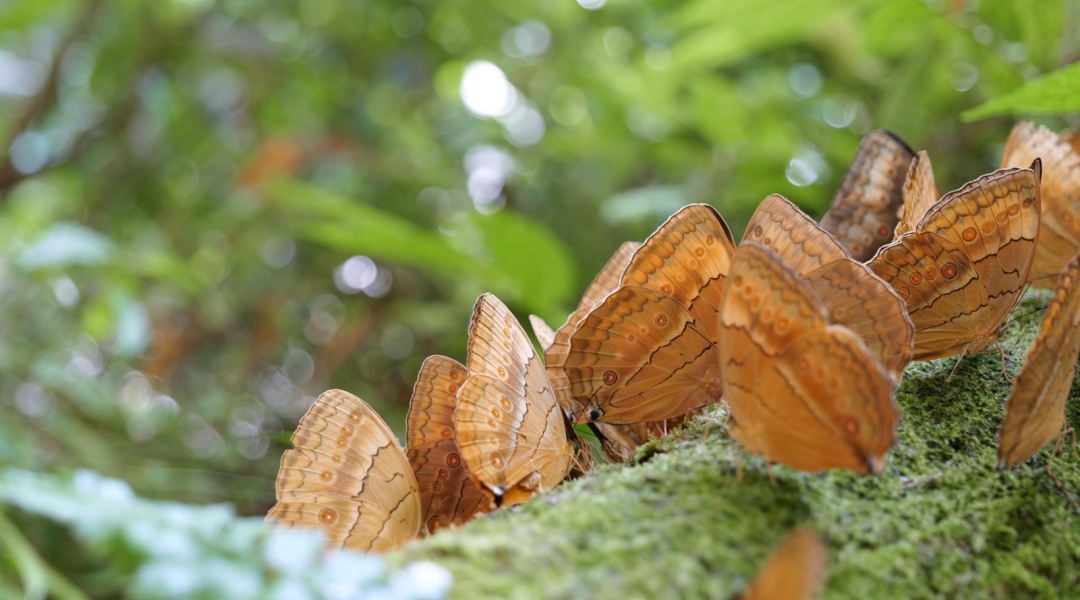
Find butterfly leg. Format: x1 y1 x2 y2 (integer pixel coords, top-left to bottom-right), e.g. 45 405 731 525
1045 429 1080 514
996 343 1015 384
945 349 970 380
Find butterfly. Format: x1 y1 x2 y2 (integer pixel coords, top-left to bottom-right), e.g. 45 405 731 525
268 389 421 552
867 163 1042 361
740 527 827 600
563 204 737 424
719 241 901 474
743 194 915 383
406 355 490 533
998 252 1080 468
454 293 581 507
1000 122 1080 287
530 242 695 461
893 150 942 238
820 130 916 261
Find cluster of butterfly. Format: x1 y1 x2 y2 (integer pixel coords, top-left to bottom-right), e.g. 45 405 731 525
265 121 1079 594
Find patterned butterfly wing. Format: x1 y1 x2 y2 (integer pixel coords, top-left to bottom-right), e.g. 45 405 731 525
819 130 916 261
1000 122 1080 287
998 253 1080 467
743 194 849 275
406 355 489 533
744 194 913 381
894 150 942 238
268 390 421 552
740 528 828 600
455 294 575 506
564 205 735 423
720 243 899 474
869 165 1041 360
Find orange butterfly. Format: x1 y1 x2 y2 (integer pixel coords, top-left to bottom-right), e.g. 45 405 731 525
820 130 916 261
868 163 1041 361
998 252 1080 467
407 355 490 533
1000 122 1080 287
740 527 827 600
563 205 737 424
268 390 421 552
454 293 581 506
894 150 942 238
720 241 901 474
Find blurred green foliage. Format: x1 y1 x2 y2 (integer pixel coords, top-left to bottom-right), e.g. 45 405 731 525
0 0 1076 596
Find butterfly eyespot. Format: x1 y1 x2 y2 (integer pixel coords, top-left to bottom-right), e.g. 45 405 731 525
909 273 922 285
843 418 859 436
427 517 445 532
828 379 839 390
501 353 510 364
942 263 958 279
750 297 762 309
627 333 637 341
732 275 743 287
320 470 333 482
962 227 977 241
433 481 443 492
340 424 355 437
876 226 889 237
437 467 450 480
446 453 461 468
705 235 714 245
318 508 338 525
486 418 497 428
1007 204 1020 216
1064 211 1074 223
981 220 994 233
487 434 499 446
776 317 789 331
815 368 825 379
897 287 910 299
925 267 937 280
439 426 453 438
330 452 342 463
654 314 668 327
497 366 507 378
1022 197 1034 208
762 308 773 320
752 226 763 238
490 453 505 469
763 236 772 245
694 247 705 257
448 383 459 394
348 410 363 424
499 396 512 410
797 358 810 372
688 259 699 268
490 407 502 419
603 371 618 385
860 234 873 245
995 211 1008 223
503 340 511 350
336 437 348 448
850 243 863 254
588 406 603 420
449 370 461 381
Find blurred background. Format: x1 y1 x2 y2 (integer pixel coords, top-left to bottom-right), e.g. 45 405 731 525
0 0 1075 518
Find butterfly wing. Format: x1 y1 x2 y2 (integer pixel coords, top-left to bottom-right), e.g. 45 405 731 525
721 243 898 474
998 253 1080 467
741 528 828 600
744 194 850 275
268 389 421 552
455 294 574 506
406 355 489 533
1001 122 1080 287
894 150 942 238
819 130 915 261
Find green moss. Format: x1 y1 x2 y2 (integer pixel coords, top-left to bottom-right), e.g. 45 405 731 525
394 291 1080 599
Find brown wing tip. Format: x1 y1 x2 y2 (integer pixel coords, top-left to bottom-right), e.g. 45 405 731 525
873 129 916 156
1029 157 1043 182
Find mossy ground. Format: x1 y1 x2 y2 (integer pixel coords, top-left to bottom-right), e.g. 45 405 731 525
394 291 1080 599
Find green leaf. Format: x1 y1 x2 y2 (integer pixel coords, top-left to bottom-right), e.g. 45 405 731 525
963 61 1080 121
600 185 687 226
666 0 857 72
467 210 576 317
266 178 472 276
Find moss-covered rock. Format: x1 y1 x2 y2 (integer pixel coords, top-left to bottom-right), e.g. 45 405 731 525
394 291 1080 599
